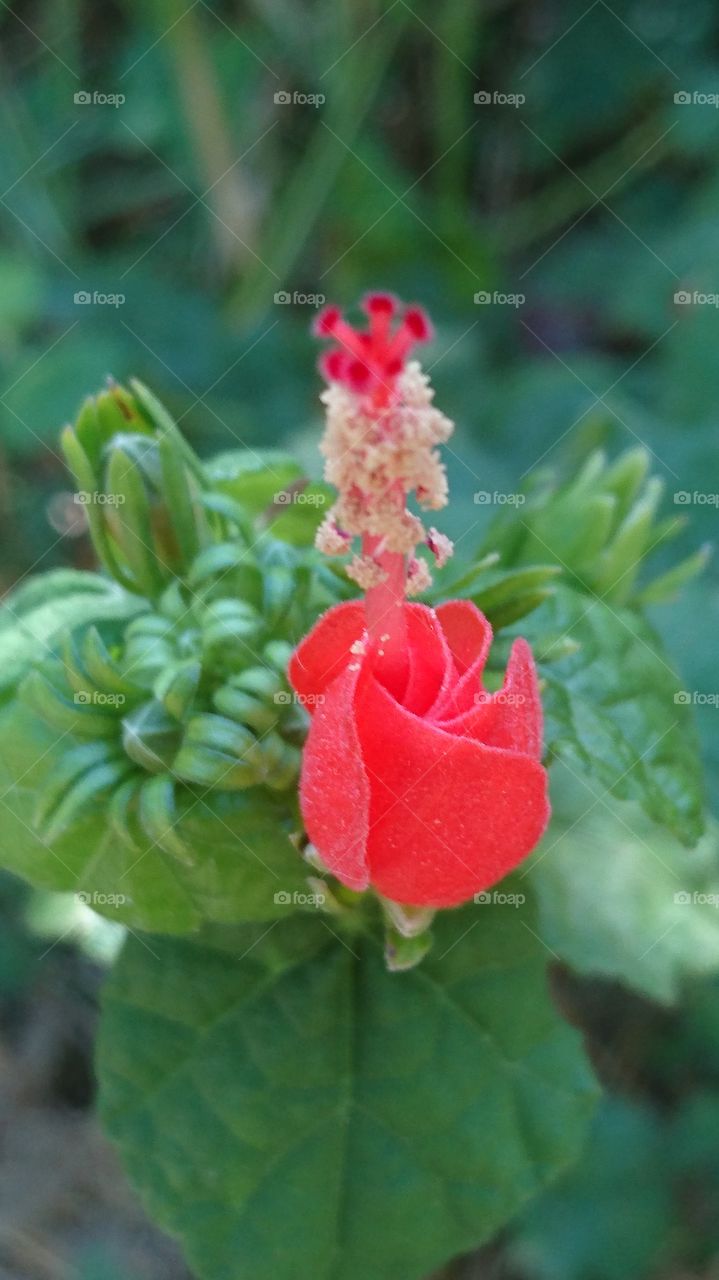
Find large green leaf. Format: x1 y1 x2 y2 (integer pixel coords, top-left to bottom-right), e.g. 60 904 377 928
528 765 719 1004
523 584 705 846
0 698 309 933
98 905 598 1280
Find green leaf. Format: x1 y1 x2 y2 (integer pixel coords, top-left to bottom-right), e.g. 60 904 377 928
266 482 333 546
528 764 719 1004
205 450 303 515
0 575 142 701
525 584 706 845
0 698 310 933
98 906 597 1280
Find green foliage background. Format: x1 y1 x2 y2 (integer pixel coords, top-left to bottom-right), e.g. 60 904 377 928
1 0 719 1277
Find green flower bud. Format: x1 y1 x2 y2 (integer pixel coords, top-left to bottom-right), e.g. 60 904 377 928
61 379 213 598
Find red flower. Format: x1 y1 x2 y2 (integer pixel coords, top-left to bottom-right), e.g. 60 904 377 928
289 599 549 908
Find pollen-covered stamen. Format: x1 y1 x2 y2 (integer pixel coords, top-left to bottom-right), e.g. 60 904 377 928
426 527 454 569
316 516 352 556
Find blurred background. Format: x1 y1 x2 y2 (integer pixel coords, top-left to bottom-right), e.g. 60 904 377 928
1 0 718 1276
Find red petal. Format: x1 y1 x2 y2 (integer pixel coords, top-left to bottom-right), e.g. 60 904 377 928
442 638 544 759
298 662 370 891
402 605 453 716
357 676 549 907
289 602 365 706
431 600 493 717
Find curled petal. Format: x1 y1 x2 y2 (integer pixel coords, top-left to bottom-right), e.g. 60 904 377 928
401 605 453 715
357 676 549 907
431 600 493 717
443 637 544 759
289 602 365 705
297 662 370 892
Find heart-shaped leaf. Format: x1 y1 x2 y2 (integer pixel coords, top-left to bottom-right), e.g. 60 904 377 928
98 904 598 1280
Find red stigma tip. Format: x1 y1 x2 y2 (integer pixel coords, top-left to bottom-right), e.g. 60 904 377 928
403 306 433 342
363 291 397 316
314 294 435 397
319 350 346 382
313 305 341 337
346 359 371 392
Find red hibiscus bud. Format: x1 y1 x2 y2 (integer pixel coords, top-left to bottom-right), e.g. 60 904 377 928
289 600 549 907
293 295 550 908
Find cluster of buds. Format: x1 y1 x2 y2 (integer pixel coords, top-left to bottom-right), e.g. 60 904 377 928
313 294 454 604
